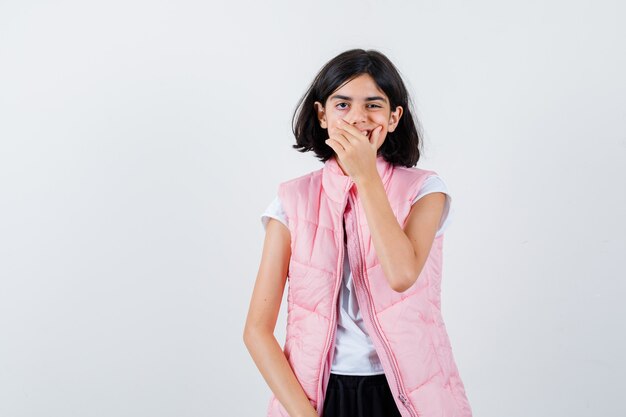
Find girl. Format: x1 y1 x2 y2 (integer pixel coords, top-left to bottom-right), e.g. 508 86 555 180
244 49 472 417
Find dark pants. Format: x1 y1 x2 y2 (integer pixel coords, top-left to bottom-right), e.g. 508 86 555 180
322 373 403 417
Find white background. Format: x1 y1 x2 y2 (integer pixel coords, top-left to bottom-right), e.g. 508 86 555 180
1 1 624 416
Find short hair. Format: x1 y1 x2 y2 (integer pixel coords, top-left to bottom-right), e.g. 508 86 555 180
291 49 423 167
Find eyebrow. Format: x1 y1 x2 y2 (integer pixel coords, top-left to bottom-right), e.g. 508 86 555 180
329 94 387 103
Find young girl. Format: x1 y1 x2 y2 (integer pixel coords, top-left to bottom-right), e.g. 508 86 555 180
244 49 472 417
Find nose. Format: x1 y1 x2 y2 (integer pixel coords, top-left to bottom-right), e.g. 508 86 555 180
344 106 367 125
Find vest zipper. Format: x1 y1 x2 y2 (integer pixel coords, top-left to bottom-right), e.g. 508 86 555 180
316 188 351 415
346 193 419 417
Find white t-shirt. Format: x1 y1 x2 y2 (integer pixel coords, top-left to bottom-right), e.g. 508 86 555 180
261 174 452 375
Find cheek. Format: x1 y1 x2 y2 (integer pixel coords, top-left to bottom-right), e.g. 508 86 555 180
327 121 343 135
328 114 342 126
375 115 390 126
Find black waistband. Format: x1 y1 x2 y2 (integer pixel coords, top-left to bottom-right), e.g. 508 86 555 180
328 373 389 389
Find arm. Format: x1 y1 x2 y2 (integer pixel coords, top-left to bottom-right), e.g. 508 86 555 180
243 218 318 417
356 175 446 293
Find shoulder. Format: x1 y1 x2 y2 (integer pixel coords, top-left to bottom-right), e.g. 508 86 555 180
261 194 288 231
392 166 438 185
277 167 323 202
278 168 322 189
387 165 439 203
409 169 452 205
415 175 449 198
261 167 322 231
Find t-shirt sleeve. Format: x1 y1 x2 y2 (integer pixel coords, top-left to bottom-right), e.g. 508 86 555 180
260 195 289 231
411 175 452 237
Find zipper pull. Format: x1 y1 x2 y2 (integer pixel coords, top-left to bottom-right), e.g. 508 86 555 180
398 393 408 404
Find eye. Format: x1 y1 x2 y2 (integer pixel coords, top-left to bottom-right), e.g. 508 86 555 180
368 104 382 109
336 102 348 109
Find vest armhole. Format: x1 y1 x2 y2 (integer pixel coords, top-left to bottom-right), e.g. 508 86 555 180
406 168 438 204
277 182 290 231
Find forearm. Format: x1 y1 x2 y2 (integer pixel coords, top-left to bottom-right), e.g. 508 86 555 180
243 329 318 417
355 174 417 292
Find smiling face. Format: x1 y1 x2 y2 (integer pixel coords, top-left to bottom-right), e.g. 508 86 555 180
314 73 403 153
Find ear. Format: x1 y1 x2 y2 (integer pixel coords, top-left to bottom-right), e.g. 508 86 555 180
314 101 327 129
387 105 404 132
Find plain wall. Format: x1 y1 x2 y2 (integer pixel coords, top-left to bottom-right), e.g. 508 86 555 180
1 0 624 416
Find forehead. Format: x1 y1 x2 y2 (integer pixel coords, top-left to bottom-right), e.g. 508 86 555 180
330 74 387 100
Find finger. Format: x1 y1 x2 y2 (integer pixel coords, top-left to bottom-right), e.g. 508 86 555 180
370 125 383 148
330 132 351 150
337 120 366 141
325 138 345 155
333 126 355 144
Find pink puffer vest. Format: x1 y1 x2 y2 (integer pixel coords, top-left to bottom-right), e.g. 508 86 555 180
267 155 472 417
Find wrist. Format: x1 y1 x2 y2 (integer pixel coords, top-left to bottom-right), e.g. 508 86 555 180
354 172 382 189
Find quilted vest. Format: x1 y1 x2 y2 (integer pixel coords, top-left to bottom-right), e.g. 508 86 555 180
266 155 473 417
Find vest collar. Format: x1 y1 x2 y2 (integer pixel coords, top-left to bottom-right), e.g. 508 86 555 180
321 154 394 204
